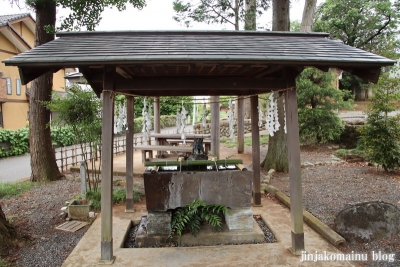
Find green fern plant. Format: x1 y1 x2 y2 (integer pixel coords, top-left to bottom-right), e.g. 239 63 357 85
169 199 229 238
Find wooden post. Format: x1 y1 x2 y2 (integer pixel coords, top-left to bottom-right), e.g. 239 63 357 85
126 96 134 212
210 96 220 158
251 95 261 206
285 87 305 254
237 96 244 154
100 68 115 263
154 97 161 154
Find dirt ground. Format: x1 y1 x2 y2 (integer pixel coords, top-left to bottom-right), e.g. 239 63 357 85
1 144 399 266
268 144 400 267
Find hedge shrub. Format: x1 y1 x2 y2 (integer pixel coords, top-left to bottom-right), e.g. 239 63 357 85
0 126 77 158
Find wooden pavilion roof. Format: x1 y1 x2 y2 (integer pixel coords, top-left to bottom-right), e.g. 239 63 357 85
3 30 396 96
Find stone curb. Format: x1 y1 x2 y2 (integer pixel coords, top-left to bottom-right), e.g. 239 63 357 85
265 185 346 247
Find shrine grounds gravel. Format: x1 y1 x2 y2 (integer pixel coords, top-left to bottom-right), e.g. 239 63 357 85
267 145 400 267
0 144 399 266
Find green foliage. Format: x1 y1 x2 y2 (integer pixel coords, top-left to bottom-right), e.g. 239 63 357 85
296 68 353 145
220 135 268 148
51 0 146 31
45 84 103 191
0 181 33 199
0 127 29 158
173 0 270 29
50 126 77 147
170 199 228 237
313 0 400 99
0 125 78 158
358 70 400 171
45 85 102 145
133 96 194 118
290 20 301 32
339 72 366 98
86 190 102 211
86 188 142 211
313 0 400 52
333 148 365 159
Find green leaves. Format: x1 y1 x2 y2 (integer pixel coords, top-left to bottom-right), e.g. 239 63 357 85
56 0 146 31
133 96 193 118
358 69 400 171
296 68 353 145
0 128 29 158
169 199 228 238
313 0 400 55
172 0 270 29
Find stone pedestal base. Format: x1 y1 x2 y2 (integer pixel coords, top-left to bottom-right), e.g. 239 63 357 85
147 211 171 235
225 208 253 231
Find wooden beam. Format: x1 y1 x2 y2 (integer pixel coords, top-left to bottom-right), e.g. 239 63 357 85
153 97 161 156
188 64 196 74
124 88 278 96
18 67 60 85
315 66 329 72
253 66 281 78
116 67 132 79
125 96 134 212
237 96 244 154
285 86 305 254
113 77 287 91
210 96 220 158
100 67 115 263
353 67 381 83
80 68 102 97
251 95 261 206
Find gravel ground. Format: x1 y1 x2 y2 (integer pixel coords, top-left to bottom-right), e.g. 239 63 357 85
1 179 89 267
1 144 399 266
268 144 400 267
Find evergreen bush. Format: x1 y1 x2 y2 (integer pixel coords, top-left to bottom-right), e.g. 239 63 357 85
296 68 353 144
359 69 400 171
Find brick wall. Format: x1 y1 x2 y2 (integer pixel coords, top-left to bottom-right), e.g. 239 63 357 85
0 78 6 99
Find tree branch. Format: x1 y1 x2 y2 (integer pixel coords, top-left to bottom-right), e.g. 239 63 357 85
358 15 391 48
204 2 236 27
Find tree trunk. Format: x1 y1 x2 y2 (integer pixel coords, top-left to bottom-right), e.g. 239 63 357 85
272 0 290 31
243 0 257 119
261 0 290 172
261 95 288 172
29 1 62 182
244 0 256 30
300 0 317 32
0 205 16 252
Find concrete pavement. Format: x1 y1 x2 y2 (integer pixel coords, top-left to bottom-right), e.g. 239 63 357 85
0 154 31 182
62 145 355 267
63 197 354 267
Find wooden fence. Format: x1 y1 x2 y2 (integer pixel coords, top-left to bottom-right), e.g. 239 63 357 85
55 127 192 172
54 135 150 172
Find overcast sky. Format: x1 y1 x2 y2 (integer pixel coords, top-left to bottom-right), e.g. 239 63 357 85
0 0 325 31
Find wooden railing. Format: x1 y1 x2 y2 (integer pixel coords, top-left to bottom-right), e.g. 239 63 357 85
55 135 148 172
55 128 193 172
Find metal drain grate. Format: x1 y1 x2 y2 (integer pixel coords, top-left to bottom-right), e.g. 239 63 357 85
55 221 88 232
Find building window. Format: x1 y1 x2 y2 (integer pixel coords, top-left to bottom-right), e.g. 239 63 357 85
6 78 11 95
0 103 3 127
16 79 21 95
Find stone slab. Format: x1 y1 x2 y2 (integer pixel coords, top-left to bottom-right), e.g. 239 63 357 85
225 208 254 231
144 170 253 211
135 219 264 248
146 212 171 235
